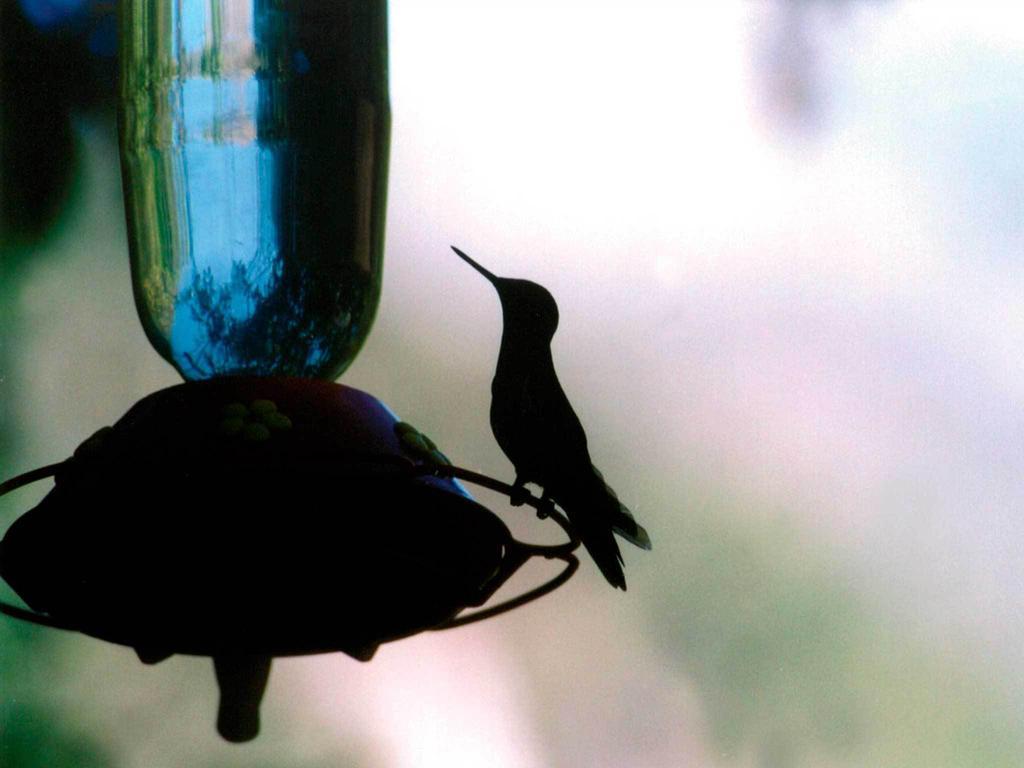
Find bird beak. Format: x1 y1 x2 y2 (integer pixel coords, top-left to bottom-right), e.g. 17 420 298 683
452 246 500 284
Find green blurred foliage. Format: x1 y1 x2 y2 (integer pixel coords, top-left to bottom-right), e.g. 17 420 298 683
0 0 115 248
0 701 111 768
0 123 113 765
0 526 112 767
652 484 1024 768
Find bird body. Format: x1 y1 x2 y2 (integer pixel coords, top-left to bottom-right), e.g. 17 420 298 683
490 320 589 487
454 246 650 589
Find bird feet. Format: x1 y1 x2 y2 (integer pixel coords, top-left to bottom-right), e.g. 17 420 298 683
536 492 555 520
509 478 555 519
509 476 530 507
509 486 530 507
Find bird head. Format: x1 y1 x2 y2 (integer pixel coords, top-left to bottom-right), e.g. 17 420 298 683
453 246 560 340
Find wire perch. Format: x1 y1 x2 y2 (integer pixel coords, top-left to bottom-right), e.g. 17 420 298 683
425 463 580 629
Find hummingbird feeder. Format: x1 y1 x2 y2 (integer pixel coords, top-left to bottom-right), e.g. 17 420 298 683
0 1 580 743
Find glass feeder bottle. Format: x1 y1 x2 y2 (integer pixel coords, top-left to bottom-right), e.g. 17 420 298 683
119 0 390 381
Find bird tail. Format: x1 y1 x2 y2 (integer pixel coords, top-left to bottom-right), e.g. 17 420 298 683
575 513 627 591
559 469 650 591
592 466 652 550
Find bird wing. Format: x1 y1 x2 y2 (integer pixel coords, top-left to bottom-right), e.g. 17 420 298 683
592 465 652 550
534 375 590 469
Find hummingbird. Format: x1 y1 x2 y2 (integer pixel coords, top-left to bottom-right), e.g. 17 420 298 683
453 246 651 589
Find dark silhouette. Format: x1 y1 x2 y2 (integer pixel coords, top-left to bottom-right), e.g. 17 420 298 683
453 246 651 589
213 655 272 743
0 377 579 742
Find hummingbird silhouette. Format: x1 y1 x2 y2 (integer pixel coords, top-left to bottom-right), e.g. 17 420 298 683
453 246 651 589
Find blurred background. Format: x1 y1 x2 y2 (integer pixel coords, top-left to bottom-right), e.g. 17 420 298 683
2 0 1024 766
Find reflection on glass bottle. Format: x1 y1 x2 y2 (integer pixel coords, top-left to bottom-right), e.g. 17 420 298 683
119 0 390 380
